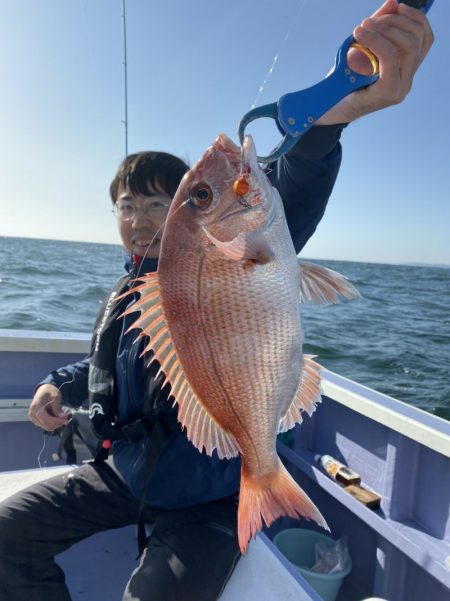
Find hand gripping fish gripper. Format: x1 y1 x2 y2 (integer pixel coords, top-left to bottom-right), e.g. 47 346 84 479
237 0 434 163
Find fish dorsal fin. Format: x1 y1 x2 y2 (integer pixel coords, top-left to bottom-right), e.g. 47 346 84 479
278 355 321 433
119 272 241 459
299 260 361 304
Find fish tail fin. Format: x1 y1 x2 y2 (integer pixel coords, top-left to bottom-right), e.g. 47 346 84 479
238 460 329 554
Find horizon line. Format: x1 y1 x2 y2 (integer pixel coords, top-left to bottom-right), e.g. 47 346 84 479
1 234 449 269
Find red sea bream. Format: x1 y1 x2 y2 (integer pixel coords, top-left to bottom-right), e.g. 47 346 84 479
123 133 360 553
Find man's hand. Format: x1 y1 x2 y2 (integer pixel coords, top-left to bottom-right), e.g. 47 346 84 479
28 383 69 432
317 0 434 125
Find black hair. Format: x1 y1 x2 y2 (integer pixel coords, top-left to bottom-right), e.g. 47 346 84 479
109 151 189 203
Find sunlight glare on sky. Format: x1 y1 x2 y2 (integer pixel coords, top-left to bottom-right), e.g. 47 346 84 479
0 0 449 265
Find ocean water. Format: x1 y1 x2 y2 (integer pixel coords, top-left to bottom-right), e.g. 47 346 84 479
1 236 449 419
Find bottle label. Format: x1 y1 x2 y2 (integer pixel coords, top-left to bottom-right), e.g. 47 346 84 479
320 455 361 484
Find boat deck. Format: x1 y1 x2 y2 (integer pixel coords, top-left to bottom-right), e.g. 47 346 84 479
0 466 322 601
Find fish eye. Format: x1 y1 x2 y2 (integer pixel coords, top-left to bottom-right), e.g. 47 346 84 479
189 183 213 209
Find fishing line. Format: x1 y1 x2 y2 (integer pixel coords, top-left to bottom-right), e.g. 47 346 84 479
35 363 84 467
135 198 191 279
37 436 48 470
35 199 192 468
250 0 307 110
129 196 192 484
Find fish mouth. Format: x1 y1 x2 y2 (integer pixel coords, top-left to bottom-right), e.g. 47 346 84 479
210 134 267 224
213 133 257 170
214 133 241 158
197 133 258 184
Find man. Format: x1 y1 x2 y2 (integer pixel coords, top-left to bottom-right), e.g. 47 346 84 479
0 2 433 600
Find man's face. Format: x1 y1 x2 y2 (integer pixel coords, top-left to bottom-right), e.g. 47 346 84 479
115 182 172 258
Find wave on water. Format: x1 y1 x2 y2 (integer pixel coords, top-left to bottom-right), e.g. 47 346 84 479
1 237 449 419
0 237 124 333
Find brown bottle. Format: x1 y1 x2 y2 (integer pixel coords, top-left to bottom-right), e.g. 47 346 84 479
315 454 361 486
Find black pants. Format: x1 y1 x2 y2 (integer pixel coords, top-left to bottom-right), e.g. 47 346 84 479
0 461 241 601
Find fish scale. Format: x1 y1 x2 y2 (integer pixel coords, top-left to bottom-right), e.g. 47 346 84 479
197 264 297 430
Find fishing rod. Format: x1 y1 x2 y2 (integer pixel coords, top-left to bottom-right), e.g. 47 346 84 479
121 0 129 157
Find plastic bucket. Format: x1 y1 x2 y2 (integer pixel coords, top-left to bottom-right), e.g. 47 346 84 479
273 529 352 601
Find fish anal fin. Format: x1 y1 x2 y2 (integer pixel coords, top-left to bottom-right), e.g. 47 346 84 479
299 260 361 304
178 390 241 459
278 355 322 434
119 272 240 460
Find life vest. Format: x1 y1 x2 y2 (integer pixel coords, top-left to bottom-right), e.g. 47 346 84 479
87 272 179 453
88 273 131 444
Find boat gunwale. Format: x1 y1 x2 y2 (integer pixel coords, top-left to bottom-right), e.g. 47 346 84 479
1 329 448 457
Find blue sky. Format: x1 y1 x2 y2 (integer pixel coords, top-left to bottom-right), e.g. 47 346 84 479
1 0 449 265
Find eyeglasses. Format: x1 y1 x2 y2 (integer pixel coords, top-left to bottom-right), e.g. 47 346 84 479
113 199 171 222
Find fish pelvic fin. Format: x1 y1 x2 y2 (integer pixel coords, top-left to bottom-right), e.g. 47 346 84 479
238 459 329 554
118 272 241 460
278 355 322 433
202 226 274 264
299 260 361 304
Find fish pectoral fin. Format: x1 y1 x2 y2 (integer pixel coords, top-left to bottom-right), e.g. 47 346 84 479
299 260 361 304
278 355 321 433
118 271 241 460
202 226 274 264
